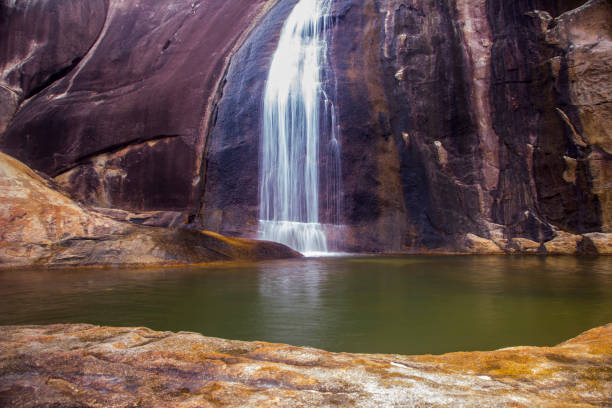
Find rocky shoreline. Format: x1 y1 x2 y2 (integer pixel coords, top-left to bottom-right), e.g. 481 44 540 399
0 324 610 407
1 151 609 271
1 0 610 255
0 152 300 269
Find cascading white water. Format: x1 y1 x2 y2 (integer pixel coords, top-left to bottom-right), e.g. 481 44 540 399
259 0 339 255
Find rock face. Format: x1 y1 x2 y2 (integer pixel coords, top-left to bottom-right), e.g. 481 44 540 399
0 323 610 407
532 0 612 234
0 152 299 268
197 0 299 238
0 0 278 214
196 0 611 252
1 0 610 253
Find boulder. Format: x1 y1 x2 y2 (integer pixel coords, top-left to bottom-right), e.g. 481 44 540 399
544 231 583 254
583 232 612 254
512 237 542 254
0 152 299 268
464 233 505 254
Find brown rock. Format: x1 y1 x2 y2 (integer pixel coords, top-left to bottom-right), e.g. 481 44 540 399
550 0 612 232
544 231 583 254
534 0 612 234
0 86 18 135
464 233 504 254
512 237 542 254
0 151 299 268
588 150 612 232
583 232 612 254
0 152 129 249
1 0 610 253
91 207 187 228
0 0 107 101
0 323 609 407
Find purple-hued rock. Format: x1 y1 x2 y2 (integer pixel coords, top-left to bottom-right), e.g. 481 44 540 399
198 0 299 239
1 0 609 253
1 0 276 212
199 0 610 252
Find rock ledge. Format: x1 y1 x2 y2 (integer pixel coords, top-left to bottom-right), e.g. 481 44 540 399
0 324 610 407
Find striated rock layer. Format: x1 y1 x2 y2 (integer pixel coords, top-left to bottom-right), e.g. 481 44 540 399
0 323 610 407
1 0 610 253
0 151 299 268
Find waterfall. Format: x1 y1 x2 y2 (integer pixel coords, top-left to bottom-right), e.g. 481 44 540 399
259 0 341 255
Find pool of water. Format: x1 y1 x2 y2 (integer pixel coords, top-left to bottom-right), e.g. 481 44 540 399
1 256 610 355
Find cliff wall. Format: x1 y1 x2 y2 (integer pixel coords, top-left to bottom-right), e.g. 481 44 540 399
1 0 610 253
198 0 610 252
0 0 278 214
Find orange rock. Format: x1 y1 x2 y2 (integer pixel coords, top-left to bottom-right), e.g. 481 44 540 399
583 233 612 254
0 324 609 407
465 233 504 254
544 231 583 255
512 238 541 254
0 152 299 268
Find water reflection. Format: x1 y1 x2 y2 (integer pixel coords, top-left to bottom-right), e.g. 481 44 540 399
0 256 610 355
254 260 334 346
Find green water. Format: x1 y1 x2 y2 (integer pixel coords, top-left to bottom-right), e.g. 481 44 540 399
1 256 610 355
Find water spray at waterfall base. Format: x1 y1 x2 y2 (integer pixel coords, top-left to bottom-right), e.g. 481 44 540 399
259 0 342 255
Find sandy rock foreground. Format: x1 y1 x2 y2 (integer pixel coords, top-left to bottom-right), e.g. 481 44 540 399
0 324 610 407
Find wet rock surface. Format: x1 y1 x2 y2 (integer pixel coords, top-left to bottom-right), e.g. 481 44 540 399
0 151 298 268
1 0 610 254
199 0 611 252
198 0 298 238
0 323 609 407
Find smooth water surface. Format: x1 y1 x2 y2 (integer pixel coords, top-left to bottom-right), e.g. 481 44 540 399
1 256 611 355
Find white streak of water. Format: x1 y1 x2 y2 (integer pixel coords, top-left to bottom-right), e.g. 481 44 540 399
259 0 340 254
